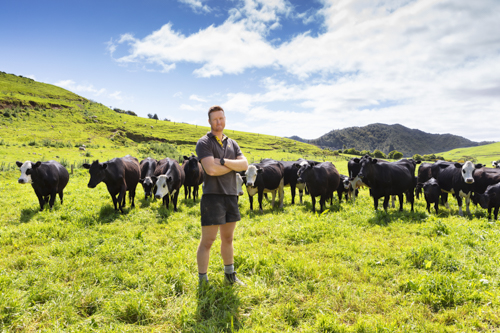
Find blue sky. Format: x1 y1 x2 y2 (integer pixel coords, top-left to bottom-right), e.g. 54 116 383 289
2 0 500 142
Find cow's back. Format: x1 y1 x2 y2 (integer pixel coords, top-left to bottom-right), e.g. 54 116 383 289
121 156 140 189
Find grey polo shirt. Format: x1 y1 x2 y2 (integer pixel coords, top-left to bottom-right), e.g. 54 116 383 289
196 132 244 196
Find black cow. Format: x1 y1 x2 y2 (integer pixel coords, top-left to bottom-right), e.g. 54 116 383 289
416 177 441 214
281 159 317 204
336 174 350 203
152 158 185 211
182 155 204 202
83 155 140 213
472 183 500 220
295 161 340 213
245 160 285 212
430 160 483 216
139 157 158 200
416 162 432 199
357 156 417 212
16 160 69 211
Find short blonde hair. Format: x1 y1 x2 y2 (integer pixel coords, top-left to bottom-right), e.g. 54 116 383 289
208 105 224 119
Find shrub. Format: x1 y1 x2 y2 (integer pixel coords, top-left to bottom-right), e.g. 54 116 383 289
373 149 386 158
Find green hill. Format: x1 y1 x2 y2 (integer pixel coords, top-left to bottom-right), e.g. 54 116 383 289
0 71 338 170
297 123 493 157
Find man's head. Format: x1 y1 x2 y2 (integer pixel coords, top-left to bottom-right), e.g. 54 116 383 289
208 105 225 132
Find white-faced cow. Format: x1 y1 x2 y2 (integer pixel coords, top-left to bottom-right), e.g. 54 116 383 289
430 160 483 216
245 160 285 212
236 172 244 197
182 155 204 202
83 155 140 213
357 156 417 212
16 160 69 211
336 174 350 203
152 158 185 211
492 161 500 169
139 157 158 200
281 159 320 204
295 161 340 213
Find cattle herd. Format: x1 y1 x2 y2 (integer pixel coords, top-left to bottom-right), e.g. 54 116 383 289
14 154 500 220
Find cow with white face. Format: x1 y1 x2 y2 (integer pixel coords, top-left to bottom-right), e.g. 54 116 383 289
459 161 479 184
139 157 158 200
236 172 245 197
245 160 285 212
16 160 69 211
492 161 500 168
152 158 185 211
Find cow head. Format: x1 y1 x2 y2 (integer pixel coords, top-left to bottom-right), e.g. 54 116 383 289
296 161 313 183
139 177 157 199
151 170 174 199
471 192 490 209
492 161 500 168
236 173 244 196
455 161 482 184
183 155 200 175
245 165 262 187
357 157 378 180
83 160 108 188
17 160 41 184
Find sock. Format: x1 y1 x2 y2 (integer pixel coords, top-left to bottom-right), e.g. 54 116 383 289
199 272 208 283
224 264 234 274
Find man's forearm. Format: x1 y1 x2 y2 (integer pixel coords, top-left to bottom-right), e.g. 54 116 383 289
223 158 248 172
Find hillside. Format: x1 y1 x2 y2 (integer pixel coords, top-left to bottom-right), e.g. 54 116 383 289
293 123 492 157
0 72 337 169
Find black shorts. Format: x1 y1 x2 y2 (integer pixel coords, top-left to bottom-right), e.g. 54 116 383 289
200 194 241 226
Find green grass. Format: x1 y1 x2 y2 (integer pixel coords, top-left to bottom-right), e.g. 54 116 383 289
1 71 500 331
439 142 500 166
1 168 500 332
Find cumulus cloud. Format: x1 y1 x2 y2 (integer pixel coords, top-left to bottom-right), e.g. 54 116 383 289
179 0 211 13
109 0 500 141
54 79 126 102
189 94 207 102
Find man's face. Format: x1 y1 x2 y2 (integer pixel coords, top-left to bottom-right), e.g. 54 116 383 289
209 110 225 132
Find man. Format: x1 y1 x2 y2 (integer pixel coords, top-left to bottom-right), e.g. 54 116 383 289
195 105 249 286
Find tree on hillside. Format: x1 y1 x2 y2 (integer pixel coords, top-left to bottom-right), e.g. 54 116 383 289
373 149 386 158
413 154 423 161
152 114 159 120
360 150 372 157
388 150 403 160
147 113 153 119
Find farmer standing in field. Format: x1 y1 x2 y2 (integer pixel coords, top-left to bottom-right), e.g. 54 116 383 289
195 105 248 286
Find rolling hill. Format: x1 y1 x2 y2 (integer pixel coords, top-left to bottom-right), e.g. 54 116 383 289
291 123 494 157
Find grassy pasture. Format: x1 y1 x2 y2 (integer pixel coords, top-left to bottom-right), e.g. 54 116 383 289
1 163 500 332
439 142 500 166
1 72 500 331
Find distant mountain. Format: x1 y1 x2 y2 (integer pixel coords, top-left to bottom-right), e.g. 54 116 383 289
290 123 493 157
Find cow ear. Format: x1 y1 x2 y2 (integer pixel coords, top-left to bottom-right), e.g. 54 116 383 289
183 156 189 160
352 158 360 163
293 163 300 168
167 176 173 182
415 160 422 165
139 178 144 184
372 159 378 164
475 164 483 169
102 163 108 170
82 163 91 169
33 161 42 168
454 163 463 168
16 161 23 168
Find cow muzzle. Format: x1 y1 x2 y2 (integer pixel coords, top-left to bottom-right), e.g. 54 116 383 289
465 178 474 184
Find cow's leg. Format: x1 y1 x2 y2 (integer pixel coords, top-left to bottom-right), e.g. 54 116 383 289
434 202 439 214
299 189 303 204
311 196 316 213
487 207 492 220
382 196 390 212
258 190 264 213
456 195 463 216
48 189 57 209
194 185 199 202
494 206 499 220
173 191 179 212
278 179 284 209
398 194 404 211
270 190 276 208
391 195 396 208
427 202 431 213
129 184 137 208
249 194 254 211
59 190 64 205
37 194 45 211
319 196 325 213
184 185 188 200
465 196 471 215
290 184 296 205
111 194 118 211
373 195 378 211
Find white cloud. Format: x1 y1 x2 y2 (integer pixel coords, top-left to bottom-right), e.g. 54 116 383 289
189 94 207 102
110 0 500 141
54 79 125 102
178 0 211 13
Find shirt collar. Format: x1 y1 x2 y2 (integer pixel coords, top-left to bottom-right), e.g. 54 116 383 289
207 132 228 141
